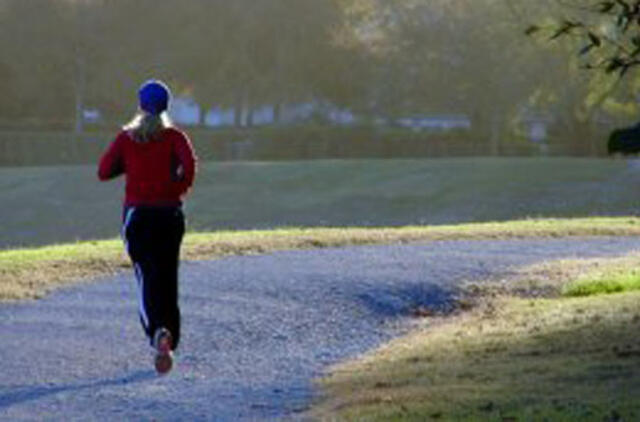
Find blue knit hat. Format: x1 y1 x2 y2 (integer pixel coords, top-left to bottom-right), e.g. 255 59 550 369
138 79 171 115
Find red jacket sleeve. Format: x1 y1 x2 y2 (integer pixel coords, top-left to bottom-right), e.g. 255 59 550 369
172 130 197 195
98 133 126 181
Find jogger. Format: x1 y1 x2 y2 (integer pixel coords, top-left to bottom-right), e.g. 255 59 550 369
98 79 197 373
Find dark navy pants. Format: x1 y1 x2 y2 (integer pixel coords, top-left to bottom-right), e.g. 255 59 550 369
123 206 185 350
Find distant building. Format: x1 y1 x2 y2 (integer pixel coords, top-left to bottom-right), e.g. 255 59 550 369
169 96 201 126
251 105 275 126
396 114 471 131
82 109 101 124
520 112 553 143
326 106 357 126
280 101 357 126
204 107 235 127
170 96 467 131
280 102 317 124
203 104 275 127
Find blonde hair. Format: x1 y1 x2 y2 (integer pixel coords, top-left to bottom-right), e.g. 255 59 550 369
123 111 173 142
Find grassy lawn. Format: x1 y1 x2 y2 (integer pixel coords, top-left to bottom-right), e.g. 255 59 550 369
311 252 640 422
2 157 640 249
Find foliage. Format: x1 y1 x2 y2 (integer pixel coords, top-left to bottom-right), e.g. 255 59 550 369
0 0 345 123
518 0 640 152
526 0 640 77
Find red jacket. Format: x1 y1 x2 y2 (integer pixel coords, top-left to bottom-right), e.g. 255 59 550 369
98 128 197 207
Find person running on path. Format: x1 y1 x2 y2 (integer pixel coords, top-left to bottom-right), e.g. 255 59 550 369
97 79 197 374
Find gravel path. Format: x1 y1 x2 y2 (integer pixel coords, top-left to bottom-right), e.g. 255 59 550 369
2 237 640 421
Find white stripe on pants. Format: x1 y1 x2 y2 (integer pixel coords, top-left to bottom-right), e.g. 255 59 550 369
133 263 150 330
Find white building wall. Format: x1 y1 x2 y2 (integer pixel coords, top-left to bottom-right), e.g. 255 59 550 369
204 107 235 127
169 97 201 126
252 105 275 126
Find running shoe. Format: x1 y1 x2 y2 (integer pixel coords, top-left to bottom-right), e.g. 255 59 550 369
153 327 173 374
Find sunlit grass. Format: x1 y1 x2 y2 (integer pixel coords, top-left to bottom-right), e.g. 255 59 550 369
563 271 640 297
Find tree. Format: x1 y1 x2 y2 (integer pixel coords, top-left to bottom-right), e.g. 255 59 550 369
526 0 640 77
335 0 567 150
0 0 350 128
0 0 77 125
524 0 640 153
0 0 631 156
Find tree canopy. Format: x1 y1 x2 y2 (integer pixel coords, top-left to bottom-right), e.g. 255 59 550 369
0 0 635 153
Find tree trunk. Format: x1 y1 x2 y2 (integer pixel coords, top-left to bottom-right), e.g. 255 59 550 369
234 94 243 128
274 102 282 125
246 105 254 128
74 55 85 134
490 113 502 156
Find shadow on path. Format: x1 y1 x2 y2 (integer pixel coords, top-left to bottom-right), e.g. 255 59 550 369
357 283 457 317
0 370 156 409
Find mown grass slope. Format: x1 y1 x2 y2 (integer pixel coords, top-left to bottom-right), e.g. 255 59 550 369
1 157 639 249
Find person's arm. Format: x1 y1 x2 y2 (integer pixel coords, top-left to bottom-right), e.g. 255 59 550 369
172 131 197 195
98 133 126 181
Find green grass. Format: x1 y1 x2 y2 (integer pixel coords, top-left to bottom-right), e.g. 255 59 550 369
2 157 639 249
563 271 640 297
311 250 640 421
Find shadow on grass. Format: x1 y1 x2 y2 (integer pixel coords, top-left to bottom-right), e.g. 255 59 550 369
0 369 156 409
329 293 640 420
